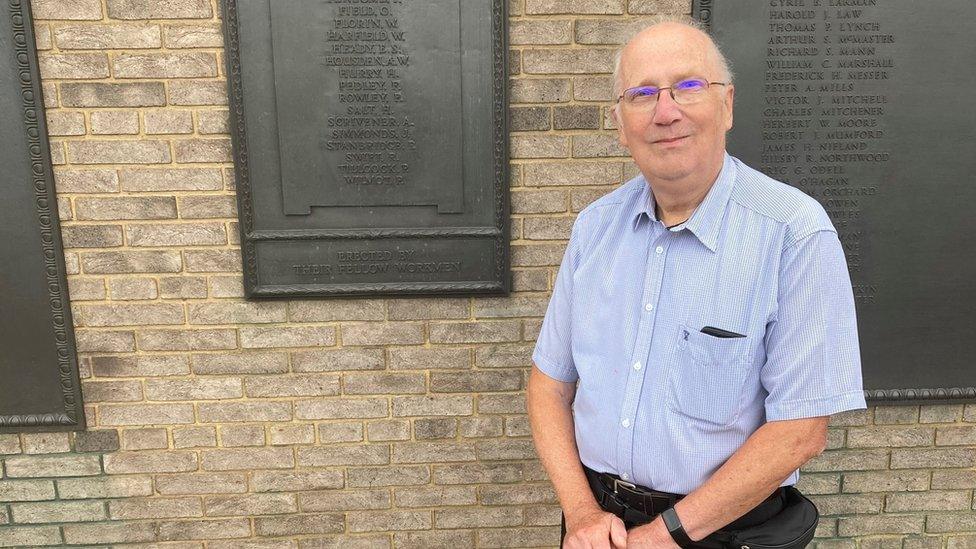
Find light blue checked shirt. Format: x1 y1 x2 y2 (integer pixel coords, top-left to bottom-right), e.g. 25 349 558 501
532 153 867 495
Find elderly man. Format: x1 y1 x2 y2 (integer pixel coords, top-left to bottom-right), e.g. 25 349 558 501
526 19 867 549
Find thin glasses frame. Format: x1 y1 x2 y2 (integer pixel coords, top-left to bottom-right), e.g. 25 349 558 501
616 78 730 107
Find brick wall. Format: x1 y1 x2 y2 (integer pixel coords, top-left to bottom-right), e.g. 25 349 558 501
1 0 975 547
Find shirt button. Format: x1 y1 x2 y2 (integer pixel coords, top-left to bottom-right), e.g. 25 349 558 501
621 473 629 480
644 303 653 311
655 246 664 254
621 418 631 428
633 362 642 371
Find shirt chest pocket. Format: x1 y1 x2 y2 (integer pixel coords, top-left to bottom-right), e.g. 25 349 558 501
667 324 752 427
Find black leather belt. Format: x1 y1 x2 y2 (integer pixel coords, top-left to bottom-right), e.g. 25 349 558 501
583 465 785 526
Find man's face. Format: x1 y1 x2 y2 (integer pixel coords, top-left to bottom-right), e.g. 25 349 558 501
612 25 735 184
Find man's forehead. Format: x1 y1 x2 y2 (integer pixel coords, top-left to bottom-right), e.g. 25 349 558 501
620 28 717 85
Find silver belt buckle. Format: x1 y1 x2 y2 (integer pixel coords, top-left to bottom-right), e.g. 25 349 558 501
613 477 637 494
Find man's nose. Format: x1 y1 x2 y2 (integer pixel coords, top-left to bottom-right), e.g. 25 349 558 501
652 90 682 125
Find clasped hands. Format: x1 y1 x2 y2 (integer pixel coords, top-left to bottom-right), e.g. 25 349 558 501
563 509 684 549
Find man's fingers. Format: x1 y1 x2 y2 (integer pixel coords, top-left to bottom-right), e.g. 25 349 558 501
609 515 628 548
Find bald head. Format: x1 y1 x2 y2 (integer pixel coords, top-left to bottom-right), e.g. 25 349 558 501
612 20 733 99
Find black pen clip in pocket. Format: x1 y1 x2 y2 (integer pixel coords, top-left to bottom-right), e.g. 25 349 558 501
700 325 746 339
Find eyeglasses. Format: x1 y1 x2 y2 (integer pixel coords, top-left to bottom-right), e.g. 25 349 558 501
616 78 729 109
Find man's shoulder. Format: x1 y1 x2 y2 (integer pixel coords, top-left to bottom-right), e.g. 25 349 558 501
729 156 836 246
575 175 644 228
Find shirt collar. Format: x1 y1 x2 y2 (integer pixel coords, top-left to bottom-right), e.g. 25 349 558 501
631 152 736 253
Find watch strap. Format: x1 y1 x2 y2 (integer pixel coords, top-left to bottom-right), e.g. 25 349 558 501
661 506 695 548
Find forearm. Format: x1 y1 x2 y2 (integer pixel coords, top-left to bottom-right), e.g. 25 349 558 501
526 367 601 523
670 418 826 541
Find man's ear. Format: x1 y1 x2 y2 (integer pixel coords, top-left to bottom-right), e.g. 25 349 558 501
611 104 629 148
724 84 735 130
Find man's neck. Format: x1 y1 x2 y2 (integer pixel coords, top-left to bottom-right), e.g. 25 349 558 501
648 159 724 228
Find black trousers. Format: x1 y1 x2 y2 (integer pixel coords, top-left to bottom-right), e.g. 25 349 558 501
559 467 786 549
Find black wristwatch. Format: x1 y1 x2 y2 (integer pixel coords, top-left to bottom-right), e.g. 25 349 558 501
661 506 695 548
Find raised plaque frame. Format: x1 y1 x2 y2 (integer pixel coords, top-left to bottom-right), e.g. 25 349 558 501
694 0 976 404
221 0 510 298
0 0 85 433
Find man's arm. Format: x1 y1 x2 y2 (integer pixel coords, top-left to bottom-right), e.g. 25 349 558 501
526 365 628 548
630 416 828 546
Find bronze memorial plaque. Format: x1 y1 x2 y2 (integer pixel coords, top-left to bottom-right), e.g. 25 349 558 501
696 0 976 402
0 0 84 432
221 0 509 297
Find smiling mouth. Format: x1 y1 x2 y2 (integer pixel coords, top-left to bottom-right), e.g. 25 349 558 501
655 136 688 144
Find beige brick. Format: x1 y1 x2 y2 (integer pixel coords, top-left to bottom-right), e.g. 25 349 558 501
292 348 385 372
201 448 295 471
127 222 227 246
110 496 203 519
512 190 569 214
76 329 137 352
196 109 230 134
245 374 341 398
847 426 935 448
61 224 124 248
1 435 22 454
348 510 431 533
480 527 560 548
476 439 538 461
921 404 964 423
81 250 182 274
524 160 623 186
158 518 251 541
239 325 336 349
932 470 976 489
572 187 615 211
295 397 388 420
574 133 630 158
461 416 505 438
574 76 615 102
250 470 343 493
429 321 521 343
435 507 522 528
67 140 171 164
100 403 195 425
91 110 140 134
142 110 194 135
393 395 473 417
395 485 476 508
54 169 120 193
55 23 160 49
288 300 385 322
113 51 217 78
62 81 166 107
39 52 109 79
82 379 143 402
367 419 411 442
74 430 120 453
928 513 976 534
806 493 882 516
512 134 570 159
107 0 213 19
92 354 190 376
11 500 105 524
414 417 456 439
874 405 919 424
512 269 551 291
254 514 345 537
510 78 571 103
478 393 527 414
174 138 232 163
192 352 289 374
219 424 265 447
169 79 229 105
297 445 390 467
628 0 691 15
474 296 550 318
160 276 209 299
392 442 476 464
140 329 237 351
576 18 658 45
76 196 177 220
0 525 63 546
77 303 184 326
525 0 624 14
188 302 287 324
63 521 156 544
205 493 297 516
341 322 424 345
164 23 223 48
476 344 535 368
46 111 86 136
178 195 237 218
4 454 101 477
198 401 292 423
342 372 426 395
837 514 924 536
936 426 976 445
120 167 223 192
387 298 469 320
319 422 365 443
21 432 71 454
145 377 243 401
885 490 971 512
57 476 153 499
891 447 976 469
270 424 315 445
173 426 217 448
184 249 242 272
348 465 429 488
299 489 391 512
32 0 103 20
510 20 573 45
389 347 471 370
523 48 616 74
0 480 56 502
431 371 523 393
107 278 156 301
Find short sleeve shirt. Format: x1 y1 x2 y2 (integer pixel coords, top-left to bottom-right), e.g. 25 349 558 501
532 153 867 494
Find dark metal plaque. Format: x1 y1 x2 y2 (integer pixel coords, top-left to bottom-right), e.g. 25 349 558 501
221 0 509 297
695 0 976 402
0 0 85 432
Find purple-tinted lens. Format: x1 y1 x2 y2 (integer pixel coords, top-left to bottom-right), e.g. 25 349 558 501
625 86 659 101
675 79 707 91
